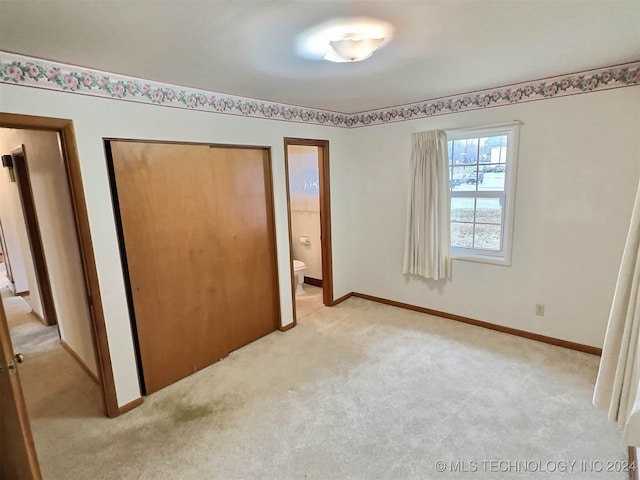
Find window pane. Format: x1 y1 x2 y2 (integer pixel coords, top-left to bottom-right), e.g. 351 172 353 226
471 167 483 188
490 136 507 161
450 166 464 190
451 197 475 222
475 198 503 224
452 166 481 191
478 135 507 159
474 224 502 251
451 138 478 165
478 165 505 191
448 141 453 166
451 222 474 248
478 137 492 164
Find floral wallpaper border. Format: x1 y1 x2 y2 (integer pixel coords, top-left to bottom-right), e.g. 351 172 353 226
1 51 639 128
348 62 640 127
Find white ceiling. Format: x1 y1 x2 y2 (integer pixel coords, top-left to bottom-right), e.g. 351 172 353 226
0 1 638 113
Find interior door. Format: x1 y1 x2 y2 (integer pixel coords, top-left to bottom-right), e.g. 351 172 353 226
109 141 279 394
0 217 15 286
210 146 280 352
0 292 42 479
12 145 58 326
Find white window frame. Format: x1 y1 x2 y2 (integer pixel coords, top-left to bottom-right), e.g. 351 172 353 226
446 122 520 266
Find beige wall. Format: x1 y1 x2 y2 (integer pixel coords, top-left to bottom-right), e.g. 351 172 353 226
0 128 97 376
347 86 640 349
0 129 43 316
2 76 636 406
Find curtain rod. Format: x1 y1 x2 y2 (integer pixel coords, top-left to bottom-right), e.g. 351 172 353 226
445 120 522 134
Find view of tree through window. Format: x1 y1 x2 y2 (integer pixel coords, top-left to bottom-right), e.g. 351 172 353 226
449 134 508 252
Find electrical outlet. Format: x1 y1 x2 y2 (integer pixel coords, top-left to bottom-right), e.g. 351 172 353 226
535 304 545 316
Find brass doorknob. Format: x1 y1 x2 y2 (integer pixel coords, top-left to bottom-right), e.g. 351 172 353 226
15 353 24 363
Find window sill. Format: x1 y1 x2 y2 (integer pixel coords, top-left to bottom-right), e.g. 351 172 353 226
452 253 511 267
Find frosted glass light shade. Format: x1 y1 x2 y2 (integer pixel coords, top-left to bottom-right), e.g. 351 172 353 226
327 35 384 62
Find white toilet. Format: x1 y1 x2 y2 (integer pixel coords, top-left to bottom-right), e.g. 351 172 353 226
293 260 306 295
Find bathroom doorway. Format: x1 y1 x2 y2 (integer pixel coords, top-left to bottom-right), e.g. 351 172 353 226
284 138 333 323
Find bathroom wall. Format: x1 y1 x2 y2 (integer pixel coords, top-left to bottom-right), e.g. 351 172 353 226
288 145 322 281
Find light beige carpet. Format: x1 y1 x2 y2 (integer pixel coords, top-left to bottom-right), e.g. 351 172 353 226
8 292 627 479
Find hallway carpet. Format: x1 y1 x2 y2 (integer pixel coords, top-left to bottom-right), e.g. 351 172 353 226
9 296 626 479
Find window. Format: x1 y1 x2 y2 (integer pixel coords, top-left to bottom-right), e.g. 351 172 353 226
447 124 519 265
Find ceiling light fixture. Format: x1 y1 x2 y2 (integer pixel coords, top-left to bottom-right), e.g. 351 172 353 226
296 17 393 63
327 33 385 63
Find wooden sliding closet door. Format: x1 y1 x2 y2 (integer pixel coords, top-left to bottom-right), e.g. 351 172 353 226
210 147 280 352
109 141 279 394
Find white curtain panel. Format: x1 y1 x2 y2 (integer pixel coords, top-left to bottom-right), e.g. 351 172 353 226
594 179 640 446
403 130 451 280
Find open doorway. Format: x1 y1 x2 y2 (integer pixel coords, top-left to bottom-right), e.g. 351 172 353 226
284 138 333 323
0 113 118 420
0 129 96 373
